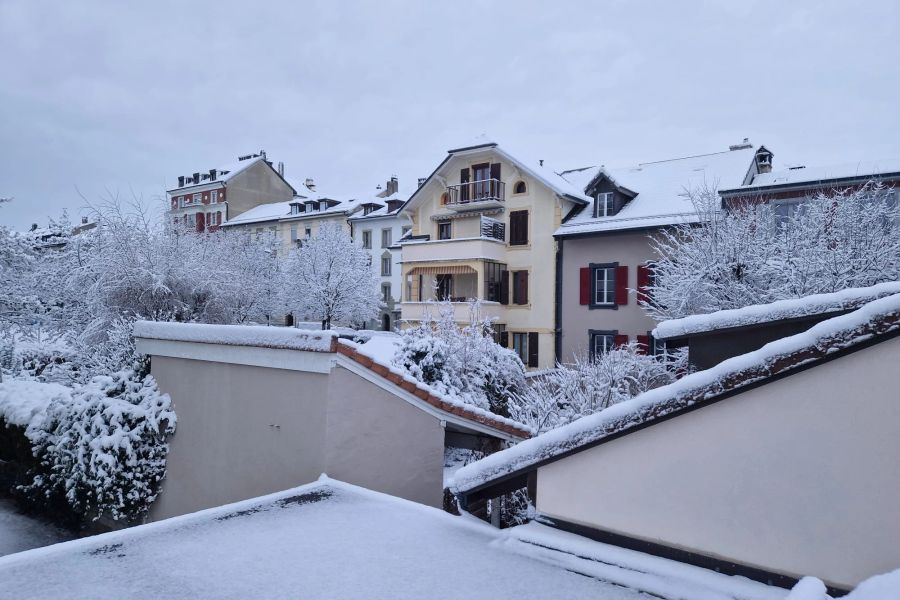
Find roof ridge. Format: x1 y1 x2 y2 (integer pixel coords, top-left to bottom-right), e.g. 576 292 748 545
632 148 745 168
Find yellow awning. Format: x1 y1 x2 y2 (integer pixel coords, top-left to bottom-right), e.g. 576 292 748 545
407 265 477 276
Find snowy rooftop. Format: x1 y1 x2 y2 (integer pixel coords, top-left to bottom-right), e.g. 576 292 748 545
654 282 900 340
723 158 900 192
133 321 337 352
555 146 756 235
451 292 900 494
168 156 268 192
0 478 793 600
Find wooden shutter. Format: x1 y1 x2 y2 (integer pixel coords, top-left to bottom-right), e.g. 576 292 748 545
520 271 528 305
579 267 590 305
499 331 509 348
490 163 501 199
509 210 529 245
636 335 650 354
500 270 510 305
527 332 539 368
615 265 628 305
613 334 628 348
637 264 650 304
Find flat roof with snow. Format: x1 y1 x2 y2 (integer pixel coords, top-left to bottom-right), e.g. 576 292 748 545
0 478 788 600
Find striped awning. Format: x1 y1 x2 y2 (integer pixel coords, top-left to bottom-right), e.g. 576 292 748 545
407 265 477 276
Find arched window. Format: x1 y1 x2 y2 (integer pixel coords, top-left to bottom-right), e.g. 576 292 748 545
513 181 527 194
440 192 450 205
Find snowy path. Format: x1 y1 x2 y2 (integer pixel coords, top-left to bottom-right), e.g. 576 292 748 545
0 498 72 557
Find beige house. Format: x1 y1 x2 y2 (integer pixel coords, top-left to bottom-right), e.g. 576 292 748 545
134 322 528 521
454 293 900 594
167 153 296 232
398 141 590 369
554 142 768 363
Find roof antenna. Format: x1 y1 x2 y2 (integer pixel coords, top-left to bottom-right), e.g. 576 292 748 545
539 159 544 167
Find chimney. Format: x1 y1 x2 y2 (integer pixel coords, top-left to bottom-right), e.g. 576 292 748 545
729 137 753 151
754 146 773 174
81 216 88 225
278 161 284 177
178 175 185 187
193 172 200 184
209 169 217 181
305 177 316 191
539 159 544 167
387 176 399 195
417 177 427 187
260 150 267 160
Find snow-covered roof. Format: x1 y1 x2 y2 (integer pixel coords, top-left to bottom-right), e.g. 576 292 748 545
0 477 791 599
133 321 337 353
653 281 900 340
168 156 268 192
723 158 900 192
337 338 531 439
555 146 757 236
0 380 70 430
451 292 900 494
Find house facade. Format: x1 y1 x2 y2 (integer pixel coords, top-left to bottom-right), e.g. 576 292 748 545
554 142 768 363
398 141 590 369
167 152 295 232
348 177 412 331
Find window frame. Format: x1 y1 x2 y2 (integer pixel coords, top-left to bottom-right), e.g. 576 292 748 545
438 221 452 240
192 193 202 204
589 262 618 310
512 332 529 364
588 329 617 360
362 230 372 249
381 227 392 248
381 255 392 276
512 180 527 195
594 192 614 218
381 283 392 303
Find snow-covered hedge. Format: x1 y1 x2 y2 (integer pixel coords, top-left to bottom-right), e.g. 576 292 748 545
13 365 176 525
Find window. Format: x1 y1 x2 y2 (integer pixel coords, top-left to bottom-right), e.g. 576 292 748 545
362 230 372 249
210 190 218 204
472 163 491 199
593 265 616 305
382 283 392 303
188 213 197 227
440 192 450 206
509 210 528 245
435 274 452 300
438 221 452 240
512 333 528 363
773 199 803 228
512 270 529 305
290 225 298 243
363 204 376 215
513 181 527 194
319 201 327 211
381 256 391 276
594 192 614 217
381 228 392 248
589 331 616 360
290 203 301 215
192 193 201 204
484 262 506 302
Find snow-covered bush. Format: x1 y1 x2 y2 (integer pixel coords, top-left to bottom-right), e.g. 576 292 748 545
646 181 900 319
394 300 525 415
509 344 687 435
280 223 382 329
23 362 176 524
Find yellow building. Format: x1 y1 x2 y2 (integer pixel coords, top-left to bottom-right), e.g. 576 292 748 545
398 141 590 369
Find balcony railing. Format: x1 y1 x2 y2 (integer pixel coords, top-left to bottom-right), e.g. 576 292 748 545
446 179 505 206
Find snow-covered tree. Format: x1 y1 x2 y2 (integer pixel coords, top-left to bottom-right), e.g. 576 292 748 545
645 181 900 319
394 300 525 415
23 362 176 524
281 223 381 329
508 344 687 435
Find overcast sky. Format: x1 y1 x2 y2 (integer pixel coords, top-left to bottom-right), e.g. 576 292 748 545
1 0 898 229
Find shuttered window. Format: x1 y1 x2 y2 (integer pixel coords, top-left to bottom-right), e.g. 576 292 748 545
512 332 539 367
583 263 628 309
512 270 528 305
509 210 528 246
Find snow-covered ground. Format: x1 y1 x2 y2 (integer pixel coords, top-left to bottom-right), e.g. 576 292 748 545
0 478 788 599
0 499 72 557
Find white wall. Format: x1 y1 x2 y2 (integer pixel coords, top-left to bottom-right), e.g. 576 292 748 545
536 336 900 590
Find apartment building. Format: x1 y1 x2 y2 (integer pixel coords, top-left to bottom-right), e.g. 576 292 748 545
398 141 590 369
554 141 767 363
348 177 412 331
167 152 295 232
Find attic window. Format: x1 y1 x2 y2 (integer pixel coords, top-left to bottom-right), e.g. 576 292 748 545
319 201 327 211
290 203 302 215
364 204 376 215
593 192 614 218
513 181 527 195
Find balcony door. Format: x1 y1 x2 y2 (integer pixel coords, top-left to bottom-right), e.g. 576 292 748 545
436 274 453 301
472 163 490 199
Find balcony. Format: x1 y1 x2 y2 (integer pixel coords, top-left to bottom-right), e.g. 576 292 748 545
445 179 505 211
401 299 505 324
401 236 506 263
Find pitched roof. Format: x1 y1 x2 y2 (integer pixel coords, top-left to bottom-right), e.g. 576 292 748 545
721 158 900 193
167 156 269 192
653 281 900 340
451 292 900 495
555 146 757 236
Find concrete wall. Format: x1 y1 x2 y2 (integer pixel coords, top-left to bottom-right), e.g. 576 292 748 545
324 366 444 507
148 357 330 521
559 230 660 362
148 352 448 521
535 337 900 589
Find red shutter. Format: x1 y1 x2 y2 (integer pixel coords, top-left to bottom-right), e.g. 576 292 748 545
615 265 628 305
579 267 590 305
637 264 650 304
527 332 539 368
636 335 650 354
613 334 628 348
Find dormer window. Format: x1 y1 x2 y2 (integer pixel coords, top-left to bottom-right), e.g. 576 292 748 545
290 203 302 215
594 192 614 218
319 201 327 211
363 204 376 215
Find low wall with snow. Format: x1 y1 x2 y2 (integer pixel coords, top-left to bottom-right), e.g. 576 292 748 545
534 336 900 590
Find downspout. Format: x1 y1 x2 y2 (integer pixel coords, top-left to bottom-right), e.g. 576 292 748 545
554 236 564 365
